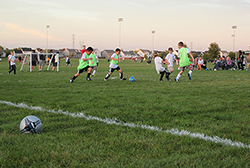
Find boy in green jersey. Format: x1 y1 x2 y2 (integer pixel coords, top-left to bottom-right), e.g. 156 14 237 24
70 47 94 83
175 42 194 82
104 48 126 81
89 51 99 77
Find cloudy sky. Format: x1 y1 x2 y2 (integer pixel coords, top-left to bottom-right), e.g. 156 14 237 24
0 0 250 51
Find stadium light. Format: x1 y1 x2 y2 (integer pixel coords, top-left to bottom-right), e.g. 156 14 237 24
46 25 50 54
232 26 237 62
118 18 123 49
152 31 156 53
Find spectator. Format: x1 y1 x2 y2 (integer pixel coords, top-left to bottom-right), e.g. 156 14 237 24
38 49 46 71
197 56 204 70
18 56 22 64
221 56 228 70
81 45 87 56
31 52 38 70
238 50 244 70
193 57 198 69
8 53 12 70
201 60 208 70
52 52 59 71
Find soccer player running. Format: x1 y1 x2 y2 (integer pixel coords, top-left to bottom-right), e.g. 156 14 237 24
154 53 171 81
104 48 126 81
70 47 94 83
175 42 194 82
89 51 98 77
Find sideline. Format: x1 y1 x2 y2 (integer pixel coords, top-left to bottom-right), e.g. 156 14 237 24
1 100 249 149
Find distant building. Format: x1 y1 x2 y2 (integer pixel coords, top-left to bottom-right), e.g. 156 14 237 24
13 50 23 56
21 47 33 54
94 49 102 58
62 48 80 57
220 51 229 57
121 51 138 59
101 50 114 59
136 49 152 58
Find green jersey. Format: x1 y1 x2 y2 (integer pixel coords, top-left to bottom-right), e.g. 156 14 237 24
179 47 191 67
89 54 97 67
110 53 119 65
77 52 89 70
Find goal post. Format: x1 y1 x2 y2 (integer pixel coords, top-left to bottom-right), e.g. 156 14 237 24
20 52 60 72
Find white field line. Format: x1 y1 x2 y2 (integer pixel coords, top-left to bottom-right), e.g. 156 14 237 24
1 100 250 149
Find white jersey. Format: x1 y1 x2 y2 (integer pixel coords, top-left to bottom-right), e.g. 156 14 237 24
198 59 204 64
109 53 119 69
165 53 175 67
154 56 165 74
9 55 16 65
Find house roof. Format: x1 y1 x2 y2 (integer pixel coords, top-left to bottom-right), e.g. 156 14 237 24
103 50 114 53
21 47 33 52
14 50 22 54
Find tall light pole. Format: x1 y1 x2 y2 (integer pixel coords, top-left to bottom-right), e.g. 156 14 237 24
46 25 50 53
152 31 156 54
118 18 123 49
232 26 237 61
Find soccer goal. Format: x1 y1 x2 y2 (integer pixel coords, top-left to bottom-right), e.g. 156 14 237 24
20 53 60 72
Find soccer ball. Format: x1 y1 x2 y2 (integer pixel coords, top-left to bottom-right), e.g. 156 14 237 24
0 58 2 62
19 116 42 134
129 77 136 82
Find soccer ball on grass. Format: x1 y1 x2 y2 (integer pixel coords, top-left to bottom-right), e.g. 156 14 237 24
19 116 42 134
129 77 136 82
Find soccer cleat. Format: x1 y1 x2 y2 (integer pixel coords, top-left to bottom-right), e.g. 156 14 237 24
188 73 192 80
92 74 95 77
104 79 108 81
175 78 179 82
121 78 126 81
159 79 163 82
86 77 92 81
70 78 74 83
167 79 172 81
8 72 10 74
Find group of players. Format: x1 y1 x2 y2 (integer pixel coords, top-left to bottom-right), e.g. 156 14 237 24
70 41 194 83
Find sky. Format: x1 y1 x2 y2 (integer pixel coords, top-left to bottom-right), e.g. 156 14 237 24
0 0 250 51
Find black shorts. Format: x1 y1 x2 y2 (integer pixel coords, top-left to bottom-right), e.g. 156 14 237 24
53 63 57 67
78 66 90 74
179 67 187 72
110 66 121 73
32 61 36 66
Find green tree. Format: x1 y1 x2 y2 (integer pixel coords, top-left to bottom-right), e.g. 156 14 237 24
203 53 211 60
228 52 236 60
208 43 221 59
6 48 11 56
0 45 3 56
191 53 198 58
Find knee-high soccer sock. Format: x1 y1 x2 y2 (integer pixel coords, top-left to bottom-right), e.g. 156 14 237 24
176 74 181 80
105 73 111 79
165 72 170 80
119 72 123 79
92 70 96 75
87 73 91 78
160 72 165 80
188 70 193 75
72 75 78 80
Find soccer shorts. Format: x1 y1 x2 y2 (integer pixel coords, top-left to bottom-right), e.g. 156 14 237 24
109 66 121 73
77 66 90 74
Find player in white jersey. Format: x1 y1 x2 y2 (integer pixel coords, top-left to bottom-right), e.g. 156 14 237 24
154 53 171 81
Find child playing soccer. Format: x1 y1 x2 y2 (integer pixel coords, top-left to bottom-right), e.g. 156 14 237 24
66 56 71 67
175 42 194 82
70 47 94 83
154 53 171 81
104 48 126 81
89 51 98 77
165 47 176 73
8 51 17 75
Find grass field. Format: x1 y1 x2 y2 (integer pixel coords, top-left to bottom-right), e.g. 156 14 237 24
0 57 250 167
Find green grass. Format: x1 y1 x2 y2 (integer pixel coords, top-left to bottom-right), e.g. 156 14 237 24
0 58 250 167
